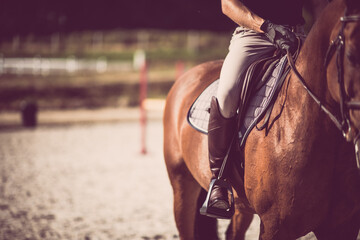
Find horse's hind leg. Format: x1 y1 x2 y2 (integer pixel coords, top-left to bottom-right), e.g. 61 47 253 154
225 210 253 240
167 158 218 240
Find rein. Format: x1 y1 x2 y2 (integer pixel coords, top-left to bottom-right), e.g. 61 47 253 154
286 12 360 169
287 51 344 131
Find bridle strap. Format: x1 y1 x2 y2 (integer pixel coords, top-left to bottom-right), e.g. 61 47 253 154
338 14 360 111
346 102 360 110
341 15 360 22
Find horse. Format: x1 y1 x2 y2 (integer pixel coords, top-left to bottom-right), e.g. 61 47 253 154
163 0 360 238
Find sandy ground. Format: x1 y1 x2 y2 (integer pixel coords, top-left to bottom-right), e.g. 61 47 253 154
0 107 358 240
0 116 178 240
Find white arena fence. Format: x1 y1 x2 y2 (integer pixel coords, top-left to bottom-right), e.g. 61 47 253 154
0 56 133 75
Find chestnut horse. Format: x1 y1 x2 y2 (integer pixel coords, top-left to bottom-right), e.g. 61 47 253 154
163 0 360 239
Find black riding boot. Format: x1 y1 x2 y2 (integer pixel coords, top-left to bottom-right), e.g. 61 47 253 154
200 96 236 219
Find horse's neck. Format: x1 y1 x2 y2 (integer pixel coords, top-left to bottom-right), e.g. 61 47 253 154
291 0 345 107
281 0 347 144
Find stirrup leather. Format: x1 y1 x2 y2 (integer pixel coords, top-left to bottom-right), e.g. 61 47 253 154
200 178 235 219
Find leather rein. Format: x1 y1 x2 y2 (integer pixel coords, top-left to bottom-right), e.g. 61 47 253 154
287 11 360 169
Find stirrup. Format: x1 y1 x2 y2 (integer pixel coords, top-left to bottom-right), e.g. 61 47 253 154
200 178 235 219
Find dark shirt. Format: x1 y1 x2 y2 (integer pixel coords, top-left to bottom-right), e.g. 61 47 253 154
243 0 305 25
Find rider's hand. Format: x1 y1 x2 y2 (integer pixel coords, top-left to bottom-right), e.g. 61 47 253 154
260 20 298 54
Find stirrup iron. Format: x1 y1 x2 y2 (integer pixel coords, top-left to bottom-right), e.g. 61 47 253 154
200 178 235 219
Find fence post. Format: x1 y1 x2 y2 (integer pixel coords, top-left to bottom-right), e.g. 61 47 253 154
175 61 185 79
139 61 148 155
21 100 38 127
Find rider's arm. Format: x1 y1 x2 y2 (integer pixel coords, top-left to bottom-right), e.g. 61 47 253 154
221 0 265 33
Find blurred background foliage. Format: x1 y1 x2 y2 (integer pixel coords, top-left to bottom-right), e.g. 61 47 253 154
0 30 230 62
0 29 231 111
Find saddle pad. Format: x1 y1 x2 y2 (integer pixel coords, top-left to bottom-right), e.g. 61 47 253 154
187 55 288 145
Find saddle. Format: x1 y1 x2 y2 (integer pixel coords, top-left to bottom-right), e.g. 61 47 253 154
187 51 290 148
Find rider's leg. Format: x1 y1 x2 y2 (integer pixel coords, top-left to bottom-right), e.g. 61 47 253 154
206 27 275 217
217 27 275 118
207 96 237 210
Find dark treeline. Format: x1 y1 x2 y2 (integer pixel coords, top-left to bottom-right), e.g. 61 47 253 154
0 0 235 39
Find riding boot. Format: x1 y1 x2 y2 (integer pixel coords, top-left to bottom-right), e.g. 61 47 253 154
207 96 236 216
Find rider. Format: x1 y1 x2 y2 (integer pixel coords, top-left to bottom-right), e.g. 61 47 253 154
203 0 329 218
